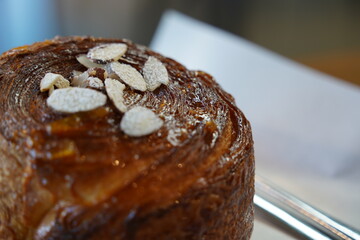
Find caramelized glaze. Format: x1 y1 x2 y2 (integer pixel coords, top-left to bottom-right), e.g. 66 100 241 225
0 36 254 239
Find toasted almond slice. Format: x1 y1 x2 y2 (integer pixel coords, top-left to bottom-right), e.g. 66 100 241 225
71 71 89 87
71 71 105 90
54 78 70 89
105 63 120 80
105 78 127 113
47 88 107 113
119 57 139 65
72 70 82 78
110 62 146 91
120 106 163 137
40 73 70 92
143 56 169 91
49 86 55 95
87 77 104 90
76 54 104 69
87 43 127 62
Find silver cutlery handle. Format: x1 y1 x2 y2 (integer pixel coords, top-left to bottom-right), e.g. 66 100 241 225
254 175 360 240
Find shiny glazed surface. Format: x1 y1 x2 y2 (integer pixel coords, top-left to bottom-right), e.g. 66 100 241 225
0 37 254 239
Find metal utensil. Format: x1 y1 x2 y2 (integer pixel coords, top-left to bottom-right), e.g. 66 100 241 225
254 175 360 240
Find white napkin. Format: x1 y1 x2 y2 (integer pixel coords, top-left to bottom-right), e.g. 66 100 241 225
151 10 360 239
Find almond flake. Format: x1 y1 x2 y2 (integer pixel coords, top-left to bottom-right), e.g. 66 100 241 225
71 71 89 87
72 70 82 78
105 78 127 113
87 77 104 90
49 86 55 95
119 57 139 65
87 43 127 62
110 62 146 91
105 63 120 80
71 72 104 90
47 87 107 113
120 106 163 137
40 73 70 92
76 54 104 69
143 56 169 91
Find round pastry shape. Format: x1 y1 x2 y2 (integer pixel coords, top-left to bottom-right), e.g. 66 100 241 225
0 36 254 240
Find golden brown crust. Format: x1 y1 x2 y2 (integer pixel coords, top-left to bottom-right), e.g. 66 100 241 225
0 36 254 239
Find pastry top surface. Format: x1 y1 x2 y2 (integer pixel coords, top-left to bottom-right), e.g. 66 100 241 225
0 36 253 232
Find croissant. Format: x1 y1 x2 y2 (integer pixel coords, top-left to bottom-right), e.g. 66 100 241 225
0 36 254 239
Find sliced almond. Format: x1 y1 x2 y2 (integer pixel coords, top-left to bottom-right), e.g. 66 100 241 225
120 106 163 137
47 88 107 113
87 77 104 90
71 72 104 90
72 70 82 78
40 73 70 92
143 56 169 91
87 43 127 62
76 54 104 69
110 62 146 91
54 78 70 89
71 71 89 87
105 63 120 80
119 57 139 65
105 78 127 113
49 86 55 95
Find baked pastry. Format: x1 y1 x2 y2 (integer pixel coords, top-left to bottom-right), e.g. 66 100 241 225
0 36 254 239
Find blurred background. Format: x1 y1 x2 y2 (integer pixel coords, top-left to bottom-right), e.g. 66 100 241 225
0 0 359 85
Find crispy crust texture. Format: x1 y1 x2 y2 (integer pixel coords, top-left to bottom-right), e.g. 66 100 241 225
0 36 254 240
